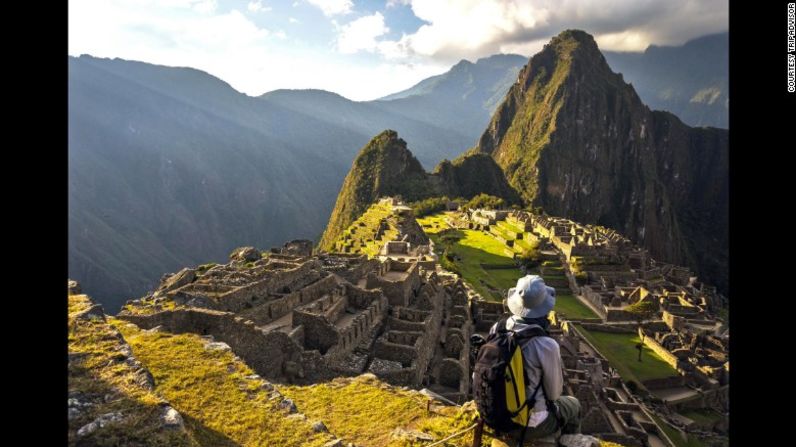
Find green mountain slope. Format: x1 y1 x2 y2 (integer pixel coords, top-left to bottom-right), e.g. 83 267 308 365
476 30 728 293
319 131 520 250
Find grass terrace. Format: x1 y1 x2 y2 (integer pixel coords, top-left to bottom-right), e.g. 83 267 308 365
280 376 488 447
112 320 334 447
416 213 452 234
555 294 598 319
575 325 679 386
333 201 399 257
430 226 520 301
68 295 196 446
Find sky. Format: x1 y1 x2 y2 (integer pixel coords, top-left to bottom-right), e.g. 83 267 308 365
69 0 728 101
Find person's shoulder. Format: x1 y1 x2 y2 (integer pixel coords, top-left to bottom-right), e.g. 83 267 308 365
530 335 560 352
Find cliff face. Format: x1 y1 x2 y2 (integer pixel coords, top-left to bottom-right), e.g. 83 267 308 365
432 151 522 203
477 30 729 292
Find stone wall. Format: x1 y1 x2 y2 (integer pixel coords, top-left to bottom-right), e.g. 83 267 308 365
212 261 322 312
118 309 308 382
639 328 680 371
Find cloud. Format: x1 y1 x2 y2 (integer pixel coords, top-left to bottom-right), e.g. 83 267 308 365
289 17 300 24
247 1 271 13
306 0 353 17
386 0 411 8
68 0 728 101
191 0 217 14
337 13 389 54
373 0 727 63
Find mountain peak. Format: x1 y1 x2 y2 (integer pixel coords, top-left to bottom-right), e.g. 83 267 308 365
318 130 426 250
474 30 728 294
553 29 599 47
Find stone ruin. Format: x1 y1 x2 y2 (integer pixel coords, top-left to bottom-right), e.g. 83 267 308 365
119 248 475 402
112 198 728 445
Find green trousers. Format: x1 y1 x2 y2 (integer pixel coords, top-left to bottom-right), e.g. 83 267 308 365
506 396 582 441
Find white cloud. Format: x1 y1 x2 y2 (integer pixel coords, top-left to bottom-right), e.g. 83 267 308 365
337 13 389 54
386 0 411 8
68 0 445 100
306 0 353 17
375 0 727 63
191 0 217 14
68 0 728 101
247 1 271 13
289 17 300 24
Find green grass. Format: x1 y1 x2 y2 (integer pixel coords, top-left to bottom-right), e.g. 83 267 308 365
575 326 679 384
333 202 399 257
433 228 520 301
69 295 197 446
280 376 485 447
554 294 598 319
112 320 334 447
416 213 451 234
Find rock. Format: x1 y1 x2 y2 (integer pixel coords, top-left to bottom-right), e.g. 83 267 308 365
229 246 260 263
359 372 378 382
559 434 601 447
68 407 81 421
279 398 297 413
311 421 328 433
74 304 106 322
323 440 343 447
159 267 196 292
205 342 232 352
284 360 304 379
68 279 82 295
76 412 124 437
186 295 211 308
390 428 434 442
161 406 184 428
133 367 155 390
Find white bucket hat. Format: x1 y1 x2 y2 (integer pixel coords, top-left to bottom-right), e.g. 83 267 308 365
506 275 556 319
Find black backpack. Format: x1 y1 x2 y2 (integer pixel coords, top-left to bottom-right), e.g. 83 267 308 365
472 317 549 435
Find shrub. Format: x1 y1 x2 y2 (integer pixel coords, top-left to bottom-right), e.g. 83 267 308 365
409 196 450 217
464 193 505 210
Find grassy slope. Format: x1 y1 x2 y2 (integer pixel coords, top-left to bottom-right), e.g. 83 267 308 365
576 326 678 384
112 320 334 447
555 294 598 319
332 201 398 256
417 213 598 321
68 295 196 446
281 376 485 447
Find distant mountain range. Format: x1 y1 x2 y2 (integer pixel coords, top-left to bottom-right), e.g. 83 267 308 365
68 31 727 311
603 32 728 128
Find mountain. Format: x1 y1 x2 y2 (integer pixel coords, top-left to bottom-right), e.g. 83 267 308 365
603 32 728 128
260 89 471 169
318 130 519 250
68 54 526 312
373 54 528 142
476 30 728 293
263 54 528 168
69 55 354 312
